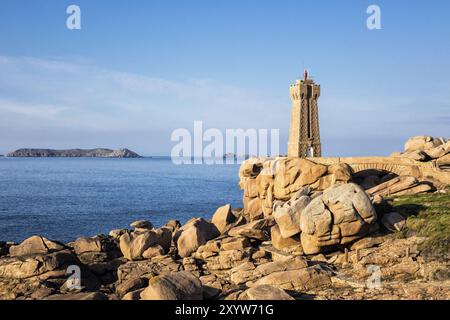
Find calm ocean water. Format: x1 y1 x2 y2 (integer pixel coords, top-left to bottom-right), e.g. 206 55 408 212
0 157 242 243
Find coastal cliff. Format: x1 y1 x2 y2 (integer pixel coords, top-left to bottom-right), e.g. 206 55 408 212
6 148 141 158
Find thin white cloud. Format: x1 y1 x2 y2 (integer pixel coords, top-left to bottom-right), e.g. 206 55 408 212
0 55 280 154
0 99 69 119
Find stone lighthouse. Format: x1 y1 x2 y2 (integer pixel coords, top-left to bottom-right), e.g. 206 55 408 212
288 70 322 158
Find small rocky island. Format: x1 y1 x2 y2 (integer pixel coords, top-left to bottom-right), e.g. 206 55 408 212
6 148 141 158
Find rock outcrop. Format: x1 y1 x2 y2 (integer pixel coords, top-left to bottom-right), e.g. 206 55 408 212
396 136 449 172
300 183 378 254
239 157 352 220
362 174 434 197
403 136 448 158
9 236 66 257
174 218 220 258
252 267 331 291
240 285 294 300
211 204 236 234
140 271 203 300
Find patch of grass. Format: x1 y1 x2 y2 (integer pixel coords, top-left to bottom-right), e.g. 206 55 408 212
381 192 450 261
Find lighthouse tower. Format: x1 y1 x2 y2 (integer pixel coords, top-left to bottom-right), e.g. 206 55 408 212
287 70 322 158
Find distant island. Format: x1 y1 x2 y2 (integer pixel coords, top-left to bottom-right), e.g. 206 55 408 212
6 148 141 158
222 153 252 160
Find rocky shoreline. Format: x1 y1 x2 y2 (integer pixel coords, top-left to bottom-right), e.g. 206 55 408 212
0 189 448 301
6 148 141 158
0 136 448 300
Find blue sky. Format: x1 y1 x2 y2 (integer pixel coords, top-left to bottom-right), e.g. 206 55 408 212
0 0 449 156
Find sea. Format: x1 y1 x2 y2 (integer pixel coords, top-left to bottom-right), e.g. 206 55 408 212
0 157 242 243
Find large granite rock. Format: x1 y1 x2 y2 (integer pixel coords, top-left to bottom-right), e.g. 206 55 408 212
71 235 123 284
241 285 294 300
119 222 173 261
397 136 449 175
272 190 311 238
253 267 331 291
9 236 66 257
72 235 118 255
174 218 220 258
130 220 154 233
424 141 450 159
239 157 352 220
140 271 202 300
119 231 159 261
404 136 444 153
116 277 148 298
164 220 182 233
153 228 173 253
227 218 274 241
273 158 328 200
220 237 250 251
230 256 308 285
300 183 378 254
270 225 302 253
0 250 78 280
211 204 235 234
366 175 432 197
205 249 247 271
117 256 182 284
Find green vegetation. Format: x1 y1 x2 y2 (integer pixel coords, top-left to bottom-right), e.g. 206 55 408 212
383 192 450 260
